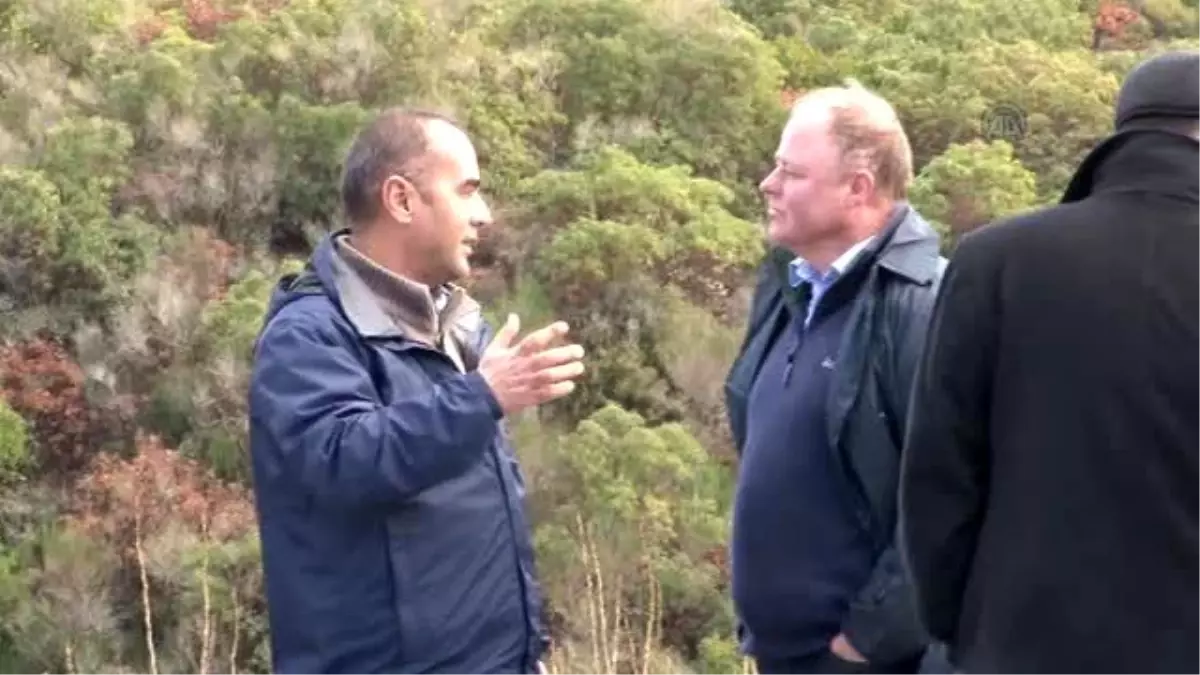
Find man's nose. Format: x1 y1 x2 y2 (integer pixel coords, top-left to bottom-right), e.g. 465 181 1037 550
759 168 779 195
471 202 494 229
465 207 489 228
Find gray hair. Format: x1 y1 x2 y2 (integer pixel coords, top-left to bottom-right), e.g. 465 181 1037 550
340 107 463 226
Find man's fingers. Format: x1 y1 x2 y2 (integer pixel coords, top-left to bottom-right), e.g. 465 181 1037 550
516 321 569 356
529 380 577 403
488 313 520 351
526 361 586 388
526 344 585 370
508 376 580 411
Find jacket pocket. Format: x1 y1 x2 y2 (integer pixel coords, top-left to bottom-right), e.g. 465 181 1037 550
384 514 434 665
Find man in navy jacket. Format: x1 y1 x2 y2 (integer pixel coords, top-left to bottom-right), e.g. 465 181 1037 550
247 108 586 673
724 81 946 674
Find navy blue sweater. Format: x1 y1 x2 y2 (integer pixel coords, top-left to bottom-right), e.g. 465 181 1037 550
730 280 877 661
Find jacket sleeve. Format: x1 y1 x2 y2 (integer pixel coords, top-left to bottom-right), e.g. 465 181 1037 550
248 313 504 511
840 262 946 665
898 235 997 646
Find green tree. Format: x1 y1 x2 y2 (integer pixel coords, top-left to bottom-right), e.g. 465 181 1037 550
0 401 30 483
516 147 762 424
910 139 1041 251
492 0 786 214
531 404 732 673
0 0 1195 670
1 117 158 324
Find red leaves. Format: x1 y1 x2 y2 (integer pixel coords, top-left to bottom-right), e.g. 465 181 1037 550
133 0 290 46
0 339 109 483
72 431 256 548
184 0 243 42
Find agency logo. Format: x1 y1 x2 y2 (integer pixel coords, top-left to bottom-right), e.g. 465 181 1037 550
981 102 1028 142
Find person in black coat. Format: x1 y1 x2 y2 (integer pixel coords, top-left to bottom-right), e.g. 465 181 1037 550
898 50 1199 674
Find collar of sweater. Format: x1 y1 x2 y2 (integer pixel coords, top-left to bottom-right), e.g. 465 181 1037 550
333 233 478 351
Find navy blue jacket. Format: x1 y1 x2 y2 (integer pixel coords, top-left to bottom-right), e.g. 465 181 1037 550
247 232 548 674
724 204 948 667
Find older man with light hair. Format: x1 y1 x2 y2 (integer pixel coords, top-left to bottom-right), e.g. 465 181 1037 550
724 80 947 674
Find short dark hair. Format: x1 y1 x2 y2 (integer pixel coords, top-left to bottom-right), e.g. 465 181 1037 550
340 107 463 226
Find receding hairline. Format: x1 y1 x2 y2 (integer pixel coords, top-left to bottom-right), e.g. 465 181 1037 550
786 79 914 199
788 80 907 140
339 107 466 227
372 109 464 179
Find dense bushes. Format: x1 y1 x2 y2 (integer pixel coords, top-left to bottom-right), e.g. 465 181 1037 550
0 0 1192 671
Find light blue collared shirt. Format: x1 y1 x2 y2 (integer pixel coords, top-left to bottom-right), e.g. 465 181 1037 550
788 237 875 328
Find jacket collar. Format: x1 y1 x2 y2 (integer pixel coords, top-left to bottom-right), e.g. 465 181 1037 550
306 229 484 346
1062 128 1199 204
765 201 943 291
871 202 943 285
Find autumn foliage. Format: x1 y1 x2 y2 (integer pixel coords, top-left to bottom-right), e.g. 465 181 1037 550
0 339 129 483
72 432 256 548
0 0 1192 671
68 433 259 675
135 0 287 44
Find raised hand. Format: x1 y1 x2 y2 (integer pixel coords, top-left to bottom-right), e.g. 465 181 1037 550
477 314 586 416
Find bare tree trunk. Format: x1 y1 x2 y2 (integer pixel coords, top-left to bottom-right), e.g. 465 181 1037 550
611 571 625 674
576 513 602 675
229 585 240 675
64 639 75 675
641 563 660 675
135 511 159 675
583 521 612 674
200 514 213 675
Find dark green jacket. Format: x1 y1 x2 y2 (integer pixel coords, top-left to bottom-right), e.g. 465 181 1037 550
723 203 947 665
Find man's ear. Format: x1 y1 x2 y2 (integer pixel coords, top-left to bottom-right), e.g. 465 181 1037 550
846 170 875 207
382 175 416 224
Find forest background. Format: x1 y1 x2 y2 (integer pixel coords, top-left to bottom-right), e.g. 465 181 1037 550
0 0 1196 671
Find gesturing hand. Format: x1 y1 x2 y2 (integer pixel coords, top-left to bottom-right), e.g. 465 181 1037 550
478 314 586 416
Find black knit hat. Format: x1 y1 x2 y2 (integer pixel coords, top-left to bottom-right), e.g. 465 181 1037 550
1062 50 1198 203
1114 50 1199 130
